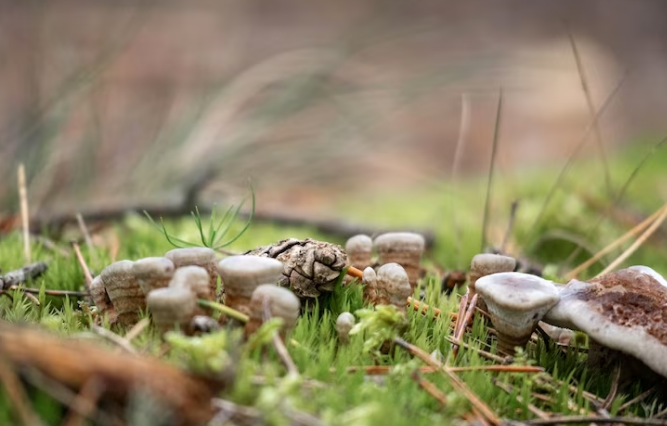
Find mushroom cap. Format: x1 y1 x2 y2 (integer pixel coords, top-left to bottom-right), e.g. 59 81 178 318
336 312 356 334
169 266 210 298
544 267 667 378
165 247 216 267
216 256 284 295
373 232 425 252
470 254 516 275
146 287 197 318
345 235 373 254
628 265 667 287
250 284 301 328
476 272 560 338
100 260 135 282
377 263 412 305
132 257 175 279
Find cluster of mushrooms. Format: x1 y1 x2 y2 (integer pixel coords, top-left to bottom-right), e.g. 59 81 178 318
91 233 667 381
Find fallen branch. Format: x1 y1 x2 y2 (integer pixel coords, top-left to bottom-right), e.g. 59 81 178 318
0 262 48 290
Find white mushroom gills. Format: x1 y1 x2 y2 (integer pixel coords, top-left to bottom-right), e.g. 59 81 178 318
345 235 373 270
373 232 425 290
475 272 560 355
100 260 142 326
165 247 218 299
146 287 197 333
216 256 284 317
336 312 356 345
245 284 301 336
132 257 175 295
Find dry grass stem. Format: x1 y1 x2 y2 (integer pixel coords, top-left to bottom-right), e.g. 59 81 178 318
90 325 137 354
494 379 550 420
124 318 151 342
597 202 667 276
411 370 448 407
76 213 98 266
345 365 544 375
566 205 664 279
72 242 94 292
346 266 364 280
18 164 31 265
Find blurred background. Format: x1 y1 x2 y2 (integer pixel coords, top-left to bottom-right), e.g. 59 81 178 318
2 0 667 223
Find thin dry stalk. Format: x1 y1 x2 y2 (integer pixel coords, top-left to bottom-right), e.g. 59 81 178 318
597 202 667 276
0 351 42 426
601 363 621 410
618 386 658 413
494 379 550 419
124 318 151 342
7 286 88 298
453 294 479 359
18 163 31 264
567 28 611 195
481 89 503 252
91 325 137 354
60 378 103 426
263 299 298 376
346 266 364 280
451 293 469 356
520 416 667 425
443 335 510 364
407 297 442 318
76 213 98 265
566 205 664 279
345 365 543 375
394 337 501 425
411 370 448 407
72 242 94 292
451 93 471 266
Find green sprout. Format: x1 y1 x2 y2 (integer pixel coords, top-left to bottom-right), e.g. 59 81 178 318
144 184 255 250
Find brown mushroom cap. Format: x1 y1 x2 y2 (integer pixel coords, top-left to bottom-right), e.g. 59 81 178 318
146 287 197 330
132 257 175 295
544 267 667 378
345 235 373 269
373 232 425 253
216 256 284 298
100 260 142 325
249 284 301 329
169 266 212 300
165 247 216 267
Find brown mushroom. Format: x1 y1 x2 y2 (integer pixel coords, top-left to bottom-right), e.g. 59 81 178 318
363 263 412 314
165 247 218 300
345 235 373 270
100 260 142 326
245 284 300 337
146 287 197 334
373 232 425 290
216 256 284 317
132 257 175 295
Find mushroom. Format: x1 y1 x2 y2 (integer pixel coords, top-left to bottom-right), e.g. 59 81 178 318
132 257 175 295
475 272 560 355
146 287 197 334
100 260 143 326
245 284 301 336
543 267 667 378
216 256 284 317
345 235 373 270
165 247 218 299
363 263 412 313
90 275 113 317
336 312 356 345
169 266 213 301
373 232 425 290
468 253 516 298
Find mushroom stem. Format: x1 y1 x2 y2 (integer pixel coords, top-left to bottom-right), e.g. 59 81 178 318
495 331 533 356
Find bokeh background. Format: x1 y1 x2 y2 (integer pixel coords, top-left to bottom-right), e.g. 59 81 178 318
2 0 667 222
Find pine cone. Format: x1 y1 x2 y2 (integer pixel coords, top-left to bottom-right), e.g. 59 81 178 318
244 238 348 301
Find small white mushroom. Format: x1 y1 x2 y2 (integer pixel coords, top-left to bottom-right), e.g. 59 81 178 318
146 287 197 334
216 256 284 317
363 263 412 313
100 260 142 326
468 253 516 297
373 232 425 290
132 257 175 295
336 312 356 345
245 284 301 336
345 235 373 270
362 266 379 304
169 266 212 301
165 247 218 299
476 272 560 355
